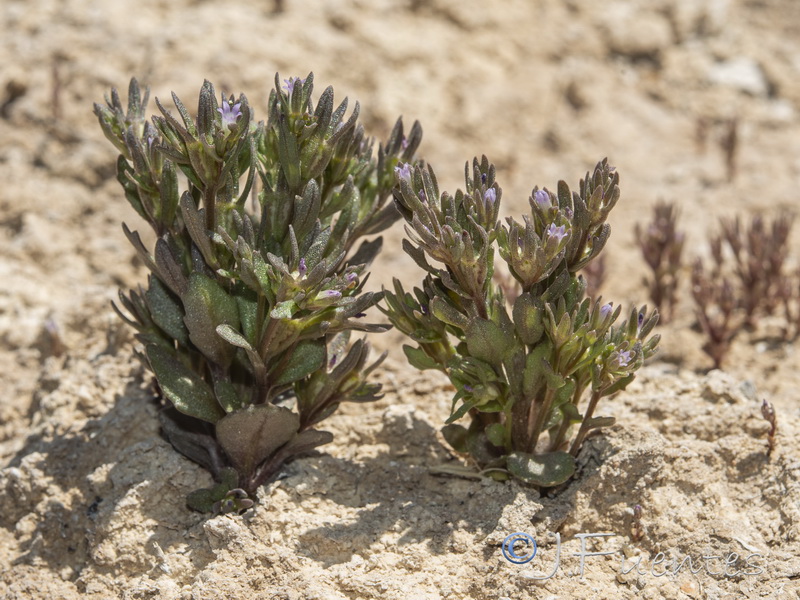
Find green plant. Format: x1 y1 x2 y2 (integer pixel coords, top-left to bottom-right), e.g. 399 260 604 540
95 74 422 512
381 157 659 486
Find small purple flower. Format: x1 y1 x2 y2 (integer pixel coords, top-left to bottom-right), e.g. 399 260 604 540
464 384 474 393
480 173 487 184
317 290 342 301
298 258 307 277
330 354 338 368
546 223 568 243
345 272 358 287
218 100 242 130
418 189 426 201
533 189 551 210
637 311 645 331
616 350 633 368
484 188 496 206
401 136 409 150
599 303 613 319
394 162 412 183
282 77 306 94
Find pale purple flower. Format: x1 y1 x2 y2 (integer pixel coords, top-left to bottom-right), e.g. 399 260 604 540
218 100 242 129
317 290 342 301
401 136 409 150
484 188 496 206
298 258 307 277
394 162 412 183
282 77 306 94
533 189 550 210
616 350 633 368
546 223 568 243
599 303 613 319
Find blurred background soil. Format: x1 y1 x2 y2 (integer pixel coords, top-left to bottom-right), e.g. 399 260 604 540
1 0 800 598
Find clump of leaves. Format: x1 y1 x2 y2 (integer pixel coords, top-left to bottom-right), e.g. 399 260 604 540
691 212 794 368
381 158 659 487
690 258 740 370
718 214 793 327
95 74 422 511
635 201 684 323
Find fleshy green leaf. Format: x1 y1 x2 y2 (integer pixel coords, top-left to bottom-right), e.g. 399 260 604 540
441 423 469 453
465 318 514 366
216 404 300 478
147 345 224 423
506 451 575 486
145 276 188 346
513 293 544 345
183 273 240 366
274 339 326 385
403 345 440 370
485 423 506 448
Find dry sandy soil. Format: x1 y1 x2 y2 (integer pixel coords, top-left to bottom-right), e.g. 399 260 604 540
2 0 800 598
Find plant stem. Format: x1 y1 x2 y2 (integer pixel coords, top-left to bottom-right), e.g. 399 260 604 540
569 388 603 456
525 386 555 454
548 379 587 452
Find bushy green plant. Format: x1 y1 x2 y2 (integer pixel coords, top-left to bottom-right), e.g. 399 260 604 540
95 74 422 512
381 157 659 486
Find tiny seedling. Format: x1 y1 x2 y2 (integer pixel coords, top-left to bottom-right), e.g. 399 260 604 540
761 399 777 458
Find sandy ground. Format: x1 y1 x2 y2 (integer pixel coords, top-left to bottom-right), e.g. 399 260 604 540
1 0 800 598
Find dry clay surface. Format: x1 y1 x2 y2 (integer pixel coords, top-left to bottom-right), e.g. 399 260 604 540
1 0 800 598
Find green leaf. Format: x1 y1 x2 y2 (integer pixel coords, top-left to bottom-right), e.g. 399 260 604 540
403 345 440 371
146 344 224 423
274 340 326 385
274 429 333 461
441 423 468 453
522 341 552 398
506 451 575 487
466 318 515 366
430 297 469 330
601 373 635 395
145 276 188 346
186 468 239 513
216 323 267 381
212 373 243 413
445 397 478 424
234 283 259 344
584 416 616 430
485 423 506 447
183 273 240 366
216 404 300 478
271 300 298 320
513 293 544 345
